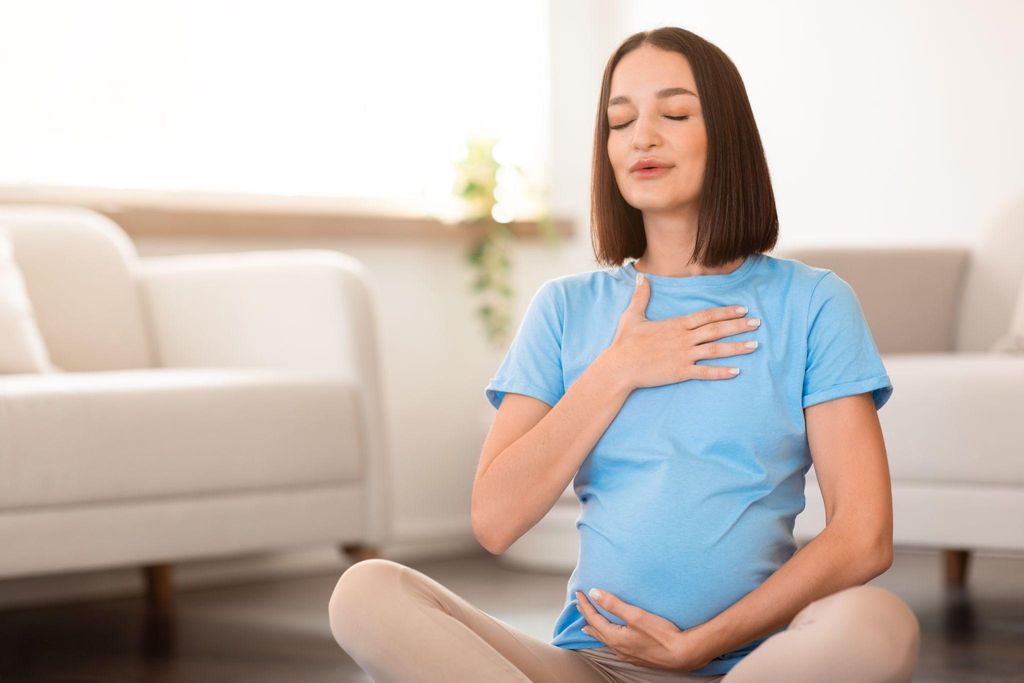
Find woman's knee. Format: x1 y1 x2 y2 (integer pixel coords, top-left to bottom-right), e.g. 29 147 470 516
829 585 921 678
839 585 920 638
328 558 407 646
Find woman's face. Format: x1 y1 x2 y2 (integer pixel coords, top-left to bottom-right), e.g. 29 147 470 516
606 44 707 213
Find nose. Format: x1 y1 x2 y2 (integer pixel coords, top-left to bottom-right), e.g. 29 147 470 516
630 113 661 150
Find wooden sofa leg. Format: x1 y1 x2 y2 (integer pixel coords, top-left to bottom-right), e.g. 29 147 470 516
340 543 381 563
143 564 175 610
943 549 970 588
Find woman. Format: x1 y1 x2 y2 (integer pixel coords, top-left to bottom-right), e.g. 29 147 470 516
328 26 921 682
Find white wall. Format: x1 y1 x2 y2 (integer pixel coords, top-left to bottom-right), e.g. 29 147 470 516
602 0 1024 249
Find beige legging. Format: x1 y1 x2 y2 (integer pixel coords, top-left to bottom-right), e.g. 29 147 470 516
328 558 920 682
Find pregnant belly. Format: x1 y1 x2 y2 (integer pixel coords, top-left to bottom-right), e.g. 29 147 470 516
574 500 791 629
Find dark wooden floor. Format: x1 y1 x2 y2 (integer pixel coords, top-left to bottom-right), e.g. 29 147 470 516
0 548 1021 682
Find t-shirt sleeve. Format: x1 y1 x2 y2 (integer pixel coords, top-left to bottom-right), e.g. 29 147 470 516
484 280 565 410
802 271 893 410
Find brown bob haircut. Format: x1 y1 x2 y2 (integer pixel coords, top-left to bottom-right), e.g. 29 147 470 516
591 26 778 268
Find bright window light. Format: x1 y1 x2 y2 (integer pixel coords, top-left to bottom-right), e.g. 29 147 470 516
0 0 551 216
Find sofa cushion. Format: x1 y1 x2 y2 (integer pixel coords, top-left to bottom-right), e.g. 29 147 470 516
991 273 1024 353
0 227 59 374
0 205 154 371
803 353 1024 487
0 368 364 510
954 193 1024 352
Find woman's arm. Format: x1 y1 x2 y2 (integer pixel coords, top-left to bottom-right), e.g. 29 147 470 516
685 391 894 663
472 348 633 555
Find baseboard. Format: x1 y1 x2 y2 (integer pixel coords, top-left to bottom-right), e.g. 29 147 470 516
383 534 484 563
0 545 348 611
0 523 483 611
389 512 474 542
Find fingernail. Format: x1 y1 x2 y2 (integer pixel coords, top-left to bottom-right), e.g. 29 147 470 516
589 588 603 600
735 306 748 314
747 318 761 327
636 273 643 286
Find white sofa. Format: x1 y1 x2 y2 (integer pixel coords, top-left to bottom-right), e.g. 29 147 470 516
0 205 391 603
501 197 1024 587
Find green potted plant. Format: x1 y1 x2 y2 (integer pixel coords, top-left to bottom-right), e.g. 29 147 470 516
452 137 560 347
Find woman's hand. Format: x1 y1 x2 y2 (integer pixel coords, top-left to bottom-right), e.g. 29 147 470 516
575 588 717 672
604 272 761 391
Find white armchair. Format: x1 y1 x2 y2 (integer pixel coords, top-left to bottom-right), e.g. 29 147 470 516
0 204 391 604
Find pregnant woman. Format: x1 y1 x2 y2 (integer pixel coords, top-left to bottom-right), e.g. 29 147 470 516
329 26 921 682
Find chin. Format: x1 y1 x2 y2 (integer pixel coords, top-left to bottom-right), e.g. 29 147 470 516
624 195 685 212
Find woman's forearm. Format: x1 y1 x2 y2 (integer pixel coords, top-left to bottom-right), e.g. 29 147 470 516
474 349 633 554
684 523 890 666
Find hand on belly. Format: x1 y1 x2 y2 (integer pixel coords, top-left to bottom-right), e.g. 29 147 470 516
575 587 716 672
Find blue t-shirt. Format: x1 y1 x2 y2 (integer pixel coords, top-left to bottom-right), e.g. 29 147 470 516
483 252 893 676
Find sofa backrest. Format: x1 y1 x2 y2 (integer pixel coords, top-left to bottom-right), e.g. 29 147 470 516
0 204 154 371
775 246 970 354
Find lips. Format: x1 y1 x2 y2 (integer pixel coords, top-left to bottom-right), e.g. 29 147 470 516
629 158 673 172
631 166 671 179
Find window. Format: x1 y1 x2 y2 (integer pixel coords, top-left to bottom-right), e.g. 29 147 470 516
0 0 550 218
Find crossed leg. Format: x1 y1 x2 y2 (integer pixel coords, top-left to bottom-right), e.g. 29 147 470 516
329 558 919 683
721 584 920 683
328 558 611 683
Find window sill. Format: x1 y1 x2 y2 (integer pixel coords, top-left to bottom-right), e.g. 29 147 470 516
0 185 573 240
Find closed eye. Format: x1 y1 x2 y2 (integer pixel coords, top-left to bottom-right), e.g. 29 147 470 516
609 115 690 130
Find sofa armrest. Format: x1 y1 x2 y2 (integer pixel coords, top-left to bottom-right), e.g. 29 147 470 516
136 249 391 544
776 246 972 353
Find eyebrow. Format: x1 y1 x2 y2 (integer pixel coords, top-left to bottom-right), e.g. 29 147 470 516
607 87 698 107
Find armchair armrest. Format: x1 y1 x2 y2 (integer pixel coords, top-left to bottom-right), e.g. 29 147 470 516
136 249 391 544
776 246 972 353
